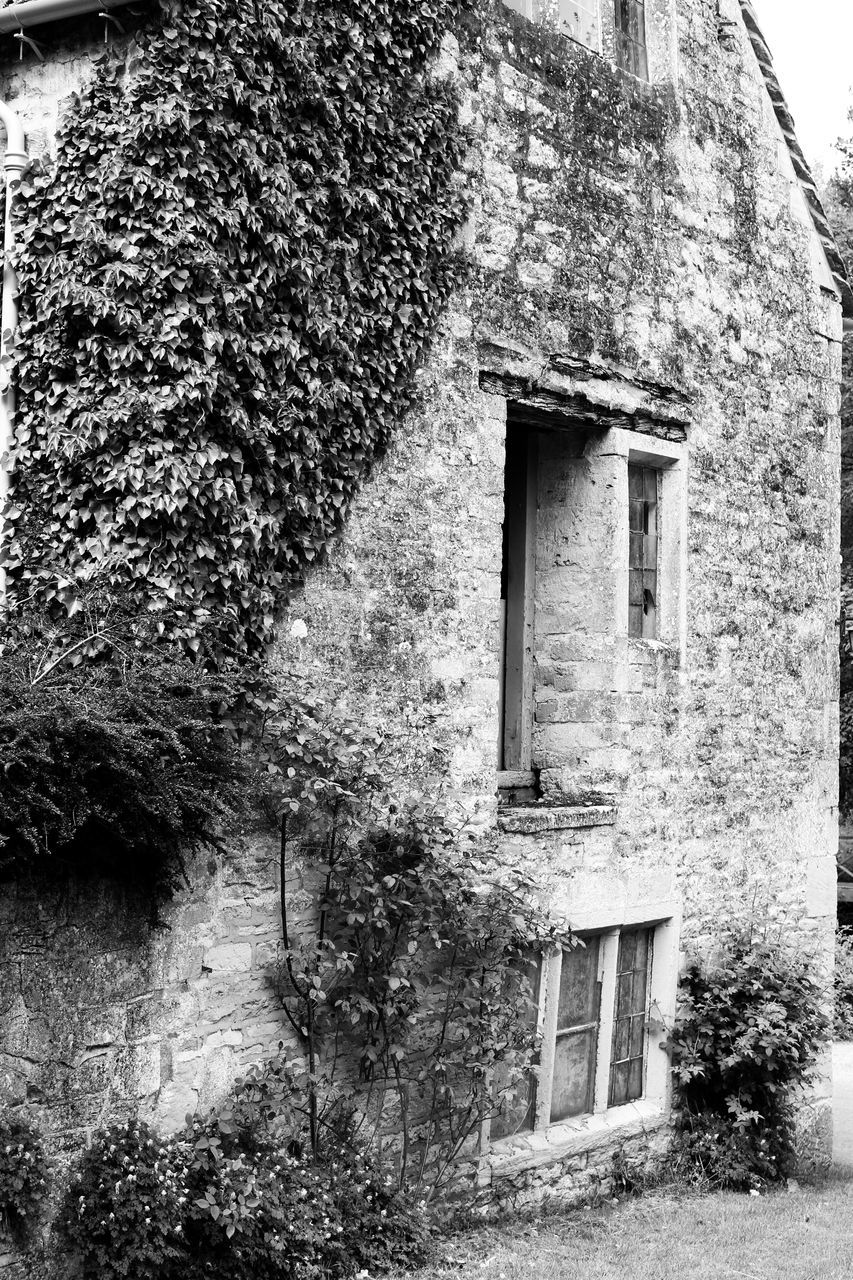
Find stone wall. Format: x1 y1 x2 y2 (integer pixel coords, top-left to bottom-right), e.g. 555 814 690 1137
0 0 843 1234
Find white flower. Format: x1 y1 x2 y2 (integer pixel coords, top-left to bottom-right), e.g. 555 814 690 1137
289 618 308 639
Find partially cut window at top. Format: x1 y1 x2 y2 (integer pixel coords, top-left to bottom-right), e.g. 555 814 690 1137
501 0 600 53
614 0 648 78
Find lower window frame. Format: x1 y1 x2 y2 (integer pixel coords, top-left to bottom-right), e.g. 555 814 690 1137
487 907 680 1155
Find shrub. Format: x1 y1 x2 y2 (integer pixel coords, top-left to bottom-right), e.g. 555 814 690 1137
62 1087 430 1280
669 927 830 1191
0 1112 49 1237
62 1121 188 1278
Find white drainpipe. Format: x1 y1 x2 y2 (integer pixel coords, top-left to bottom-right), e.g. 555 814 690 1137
0 100 26 606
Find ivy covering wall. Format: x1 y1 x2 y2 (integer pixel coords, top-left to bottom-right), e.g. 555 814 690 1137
2 0 471 656
0 0 474 873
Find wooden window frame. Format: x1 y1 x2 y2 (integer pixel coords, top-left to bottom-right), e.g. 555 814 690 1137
613 0 649 79
608 927 654 1106
490 917 675 1144
498 425 538 774
628 462 660 639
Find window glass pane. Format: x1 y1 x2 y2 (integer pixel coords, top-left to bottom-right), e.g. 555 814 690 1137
609 1059 631 1108
550 939 600 1122
557 0 599 49
608 927 653 1107
618 929 636 971
613 0 648 79
557 938 600 1030
501 0 600 52
628 1011 645 1057
552 1028 597 1120
491 956 541 1140
615 969 635 1020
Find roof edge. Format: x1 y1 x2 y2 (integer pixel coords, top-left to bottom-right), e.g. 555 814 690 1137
739 0 853 320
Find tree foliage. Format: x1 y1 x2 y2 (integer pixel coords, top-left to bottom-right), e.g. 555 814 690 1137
2 0 471 656
246 673 560 1200
0 580 244 886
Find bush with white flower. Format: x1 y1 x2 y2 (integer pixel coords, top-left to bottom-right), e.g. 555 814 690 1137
0 1111 49 1238
62 1075 429 1280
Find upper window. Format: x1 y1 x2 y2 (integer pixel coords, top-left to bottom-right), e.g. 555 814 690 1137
501 0 600 52
502 0 663 83
628 463 658 638
614 0 648 79
498 423 537 776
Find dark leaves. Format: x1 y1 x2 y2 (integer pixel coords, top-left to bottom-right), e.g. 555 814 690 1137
4 0 472 658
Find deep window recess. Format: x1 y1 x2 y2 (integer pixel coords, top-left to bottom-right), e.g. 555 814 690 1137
614 0 649 79
608 927 653 1106
490 957 541 1140
491 922 664 1143
551 938 601 1121
628 463 658 639
499 425 538 772
501 0 600 53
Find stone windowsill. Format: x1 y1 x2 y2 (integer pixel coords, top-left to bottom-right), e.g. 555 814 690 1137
488 1099 668 1180
497 804 617 835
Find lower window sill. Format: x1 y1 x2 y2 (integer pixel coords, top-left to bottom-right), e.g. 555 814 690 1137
488 1099 667 1179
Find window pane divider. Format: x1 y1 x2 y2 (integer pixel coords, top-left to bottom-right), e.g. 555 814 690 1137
555 1021 598 1037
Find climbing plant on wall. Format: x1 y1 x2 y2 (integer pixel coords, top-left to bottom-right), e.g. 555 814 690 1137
2 0 471 656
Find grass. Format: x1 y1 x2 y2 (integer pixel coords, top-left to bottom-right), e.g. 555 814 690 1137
388 1171 853 1280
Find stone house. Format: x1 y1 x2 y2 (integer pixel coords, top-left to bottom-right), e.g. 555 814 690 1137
0 0 848 1232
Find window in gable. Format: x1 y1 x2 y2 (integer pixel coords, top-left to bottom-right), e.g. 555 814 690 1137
613 0 649 79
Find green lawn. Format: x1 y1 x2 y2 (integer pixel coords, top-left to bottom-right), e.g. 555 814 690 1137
389 1173 853 1280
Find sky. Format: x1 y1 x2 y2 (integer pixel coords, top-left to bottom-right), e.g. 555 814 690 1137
750 0 853 181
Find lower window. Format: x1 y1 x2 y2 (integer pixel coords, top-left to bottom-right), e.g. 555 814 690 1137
491 923 661 1141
